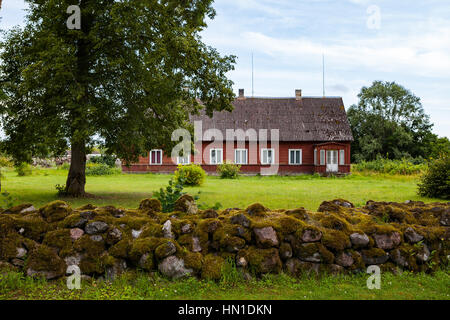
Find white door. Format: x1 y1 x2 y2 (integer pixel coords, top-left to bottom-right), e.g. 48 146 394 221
326 150 338 172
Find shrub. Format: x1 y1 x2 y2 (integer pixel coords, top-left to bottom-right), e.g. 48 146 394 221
86 163 121 176
57 162 70 170
418 153 450 199
0 156 12 168
353 158 427 175
174 164 206 186
89 154 117 168
153 178 186 213
217 162 241 179
15 163 32 176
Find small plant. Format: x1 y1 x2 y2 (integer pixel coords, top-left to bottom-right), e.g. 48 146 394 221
217 162 241 179
55 184 67 197
174 164 206 186
220 257 242 287
0 192 15 209
15 162 32 176
418 153 450 199
58 163 70 170
153 178 187 213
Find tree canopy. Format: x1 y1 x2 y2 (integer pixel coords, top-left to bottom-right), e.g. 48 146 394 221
0 0 236 196
348 81 436 162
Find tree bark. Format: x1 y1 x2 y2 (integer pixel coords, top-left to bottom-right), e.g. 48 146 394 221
65 141 86 197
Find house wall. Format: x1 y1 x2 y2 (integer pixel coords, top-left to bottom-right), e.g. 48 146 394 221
122 141 352 175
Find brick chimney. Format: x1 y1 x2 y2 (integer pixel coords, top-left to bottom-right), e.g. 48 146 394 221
295 89 302 100
238 89 245 100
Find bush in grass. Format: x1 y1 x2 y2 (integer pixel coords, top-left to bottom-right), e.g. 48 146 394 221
353 158 427 175
217 162 241 179
174 164 206 186
15 163 32 176
153 178 186 213
89 154 117 168
0 156 12 168
418 153 450 199
86 163 121 176
58 162 70 170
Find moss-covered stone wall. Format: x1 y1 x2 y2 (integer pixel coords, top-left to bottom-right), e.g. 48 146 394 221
0 196 448 280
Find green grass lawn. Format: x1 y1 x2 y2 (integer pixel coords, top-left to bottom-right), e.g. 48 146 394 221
0 168 443 211
1 269 449 300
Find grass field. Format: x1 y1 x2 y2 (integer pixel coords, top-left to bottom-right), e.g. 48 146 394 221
0 168 443 211
1 268 449 300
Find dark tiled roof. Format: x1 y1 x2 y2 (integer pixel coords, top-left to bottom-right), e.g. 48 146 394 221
191 97 354 142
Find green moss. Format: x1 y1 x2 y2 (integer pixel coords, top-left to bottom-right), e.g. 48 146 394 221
25 245 66 278
39 201 71 223
3 204 35 215
297 243 334 264
246 203 268 217
244 247 282 274
129 237 166 264
213 224 250 251
317 214 351 232
182 250 203 272
321 229 351 252
108 239 131 259
15 214 50 241
42 229 73 257
139 199 162 213
116 215 153 231
139 222 163 238
201 254 225 280
155 241 177 260
285 208 309 220
74 235 105 257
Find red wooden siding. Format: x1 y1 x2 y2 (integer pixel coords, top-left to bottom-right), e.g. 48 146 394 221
122 141 351 175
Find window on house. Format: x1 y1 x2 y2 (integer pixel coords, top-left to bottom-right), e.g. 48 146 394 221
210 149 223 165
289 149 302 165
261 148 275 165
235 149 248 165
320 150 325 165
314 149 317 165
177 155 190 165
150 150 162 165
340 150 345 165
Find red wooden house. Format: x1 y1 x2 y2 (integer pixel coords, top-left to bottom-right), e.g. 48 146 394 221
123 89 354 175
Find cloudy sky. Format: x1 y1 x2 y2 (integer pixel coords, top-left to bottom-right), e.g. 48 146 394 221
1 0 449 137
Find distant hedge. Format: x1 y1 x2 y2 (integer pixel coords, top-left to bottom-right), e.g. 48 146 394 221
353 158 427 175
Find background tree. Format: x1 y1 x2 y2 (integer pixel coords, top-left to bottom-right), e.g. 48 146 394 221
0 0 236 197
348 81 434 162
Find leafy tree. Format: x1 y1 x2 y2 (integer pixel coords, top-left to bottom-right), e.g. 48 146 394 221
348 81 434 162
425 135 450 159
0 0 235 196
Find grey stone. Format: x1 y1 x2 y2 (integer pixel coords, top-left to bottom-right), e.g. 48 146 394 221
85 221 109 235
335 252 354 267
254 227 279 247
230 214 250 228
12 258 24 267
16 247 27 259
301 229 322 242
20 205 36 214
192 237 202 253
70 228 84 241
90 235 103 242
162 220 174 239
64 254 82 267
416 244 431 263
132 229 142 239
106 228 122 245
390 249 408 267
350 233 370 247
157 242 177 259
279 243 293 260
105 260 127 280
158 256 193 279
236 257 248 268
404 227 423 244
181 224 193 234
362 251 389 265
374 232 401 250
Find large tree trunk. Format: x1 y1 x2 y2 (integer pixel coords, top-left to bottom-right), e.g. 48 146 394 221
65 141 86 197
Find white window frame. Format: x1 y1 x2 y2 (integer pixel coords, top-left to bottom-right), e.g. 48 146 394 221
177 155 191 165
339 149 345 165
260 148 275 165
235 149 248 165
149 149 163 165
320 150 325 165
210 148 223 165
289 149 302 165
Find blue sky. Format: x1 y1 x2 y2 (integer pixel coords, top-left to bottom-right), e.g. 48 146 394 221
1 0 449 138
